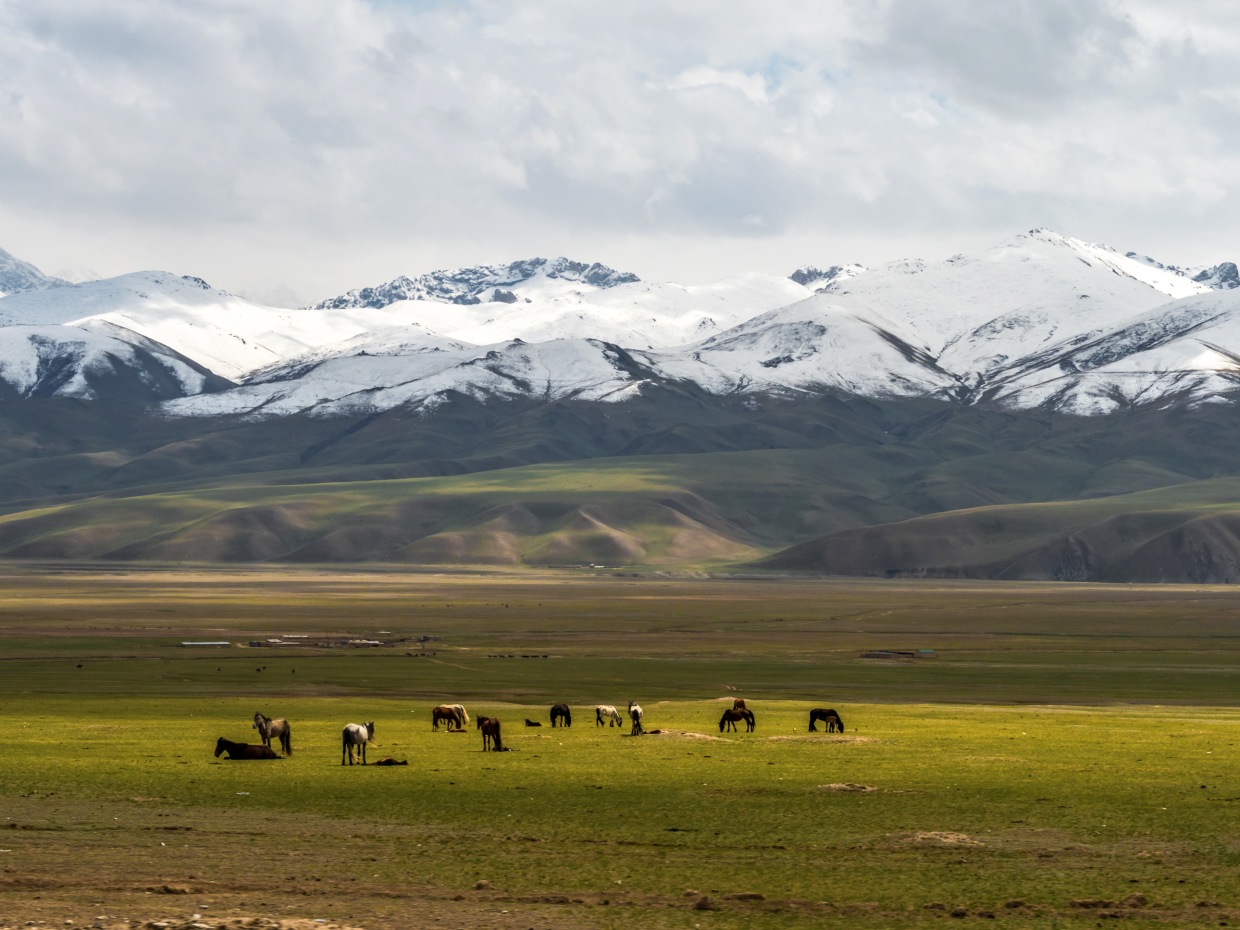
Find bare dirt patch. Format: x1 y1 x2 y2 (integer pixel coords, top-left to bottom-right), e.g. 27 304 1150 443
907 831 985 847
816 783 878 793
641 728 727 741
763 734 875 743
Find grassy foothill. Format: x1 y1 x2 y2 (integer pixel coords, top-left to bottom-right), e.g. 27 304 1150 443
1 569 1240 928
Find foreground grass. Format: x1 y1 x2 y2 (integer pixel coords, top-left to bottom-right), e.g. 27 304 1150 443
3 697 1240 928
4 569 1240 928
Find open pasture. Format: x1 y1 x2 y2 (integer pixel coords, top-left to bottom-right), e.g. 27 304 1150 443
2 568 1240 928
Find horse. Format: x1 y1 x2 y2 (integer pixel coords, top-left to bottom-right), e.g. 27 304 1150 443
595 704 623 727
372 758 407 766
432 704 463 731
550 703 572 727
628 701 644 736
449 703 470 727
252 712 293 756
478 716 503 752
214 737 278 760
732 698 747 711
808 708 845 733
524 719 542 727
719 708 756 733
342 721 375 765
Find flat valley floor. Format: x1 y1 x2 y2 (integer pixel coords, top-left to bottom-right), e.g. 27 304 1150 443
2 567 1239 929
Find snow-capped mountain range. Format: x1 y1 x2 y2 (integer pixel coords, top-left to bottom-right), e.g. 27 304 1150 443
2 229 1240 417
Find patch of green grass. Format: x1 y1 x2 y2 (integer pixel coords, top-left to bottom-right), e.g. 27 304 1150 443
4 697 1240 928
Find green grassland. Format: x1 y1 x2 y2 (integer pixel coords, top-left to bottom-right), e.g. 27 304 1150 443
3 569 1240 928
4 436 1240 578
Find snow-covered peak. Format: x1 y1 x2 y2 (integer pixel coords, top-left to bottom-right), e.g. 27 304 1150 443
312 257 641 311
0 246 66 298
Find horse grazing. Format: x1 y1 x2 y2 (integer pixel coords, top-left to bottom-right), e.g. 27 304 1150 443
342 721 375 765
595 705 623 727
432 704 463 731
808 708 845 733
478 716 503 752
550 703 572 727
214 737 278 760
732 698 747 711
252 711 293 756
628 701 644 736
719 708 756 733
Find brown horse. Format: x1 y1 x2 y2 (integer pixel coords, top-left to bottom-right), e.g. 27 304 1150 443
808 708 845 733
214 737 278 760
432 704 463 731
719 708 756 732
550 703 572 727
732 698 747 711
477 715 504 751
252 712 292 756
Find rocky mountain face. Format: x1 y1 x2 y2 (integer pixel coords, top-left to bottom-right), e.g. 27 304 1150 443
313 257 641 310
0 246 66 297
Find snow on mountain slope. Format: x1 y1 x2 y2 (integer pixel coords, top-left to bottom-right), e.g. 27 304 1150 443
0 323 220 400
987 288 1240 414
0 272 460 381
163 337 644 418
644 293 956 398
361 272 812 350
823 229 1212 380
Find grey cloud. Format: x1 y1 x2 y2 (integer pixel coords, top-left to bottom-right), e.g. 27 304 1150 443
0 0 1236 298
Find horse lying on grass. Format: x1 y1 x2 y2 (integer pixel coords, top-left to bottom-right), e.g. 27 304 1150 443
214 737 279 760
524 719 542 727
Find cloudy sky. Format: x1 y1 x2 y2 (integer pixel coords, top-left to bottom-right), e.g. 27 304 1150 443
0 0 1237 305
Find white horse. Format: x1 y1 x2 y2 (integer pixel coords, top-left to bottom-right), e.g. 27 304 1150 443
628 701 644 736
448 703 470 727
341 721 374 765
595 704 623 727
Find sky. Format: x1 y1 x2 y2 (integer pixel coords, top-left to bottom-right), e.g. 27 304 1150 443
0 0 1238 306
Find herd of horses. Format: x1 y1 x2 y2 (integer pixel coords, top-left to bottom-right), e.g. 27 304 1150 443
214 701 847 762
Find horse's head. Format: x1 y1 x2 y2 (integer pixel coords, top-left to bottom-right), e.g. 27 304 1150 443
214 737 226 757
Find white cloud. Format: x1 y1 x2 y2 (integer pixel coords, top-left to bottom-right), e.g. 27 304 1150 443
0 0 1235 299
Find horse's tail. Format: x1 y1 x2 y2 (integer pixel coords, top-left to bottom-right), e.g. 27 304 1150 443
460 707 470 726
492 721 503 752
283 724 293 756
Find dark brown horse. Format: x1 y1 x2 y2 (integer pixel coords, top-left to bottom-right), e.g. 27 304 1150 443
214 737 278 760
477 715 504 752
732 698 747 711
808 708 845 733
432 704 463 731
550 703 572 727
252 712 292 756
719 708 755 732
